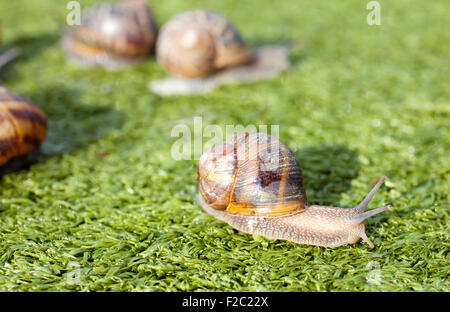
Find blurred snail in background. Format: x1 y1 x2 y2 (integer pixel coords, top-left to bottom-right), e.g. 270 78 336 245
197 132 392 248
151 9 298 96
0 86 47 172
62 0 158 69
156 10 253 78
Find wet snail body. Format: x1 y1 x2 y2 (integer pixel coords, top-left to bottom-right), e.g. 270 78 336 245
0 86 47 171
198 132 392 248
62 0 158 68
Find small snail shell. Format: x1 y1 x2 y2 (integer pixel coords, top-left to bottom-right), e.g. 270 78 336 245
198 132 392 248
62 0 158 68
0 86 47 167
156 10 253 78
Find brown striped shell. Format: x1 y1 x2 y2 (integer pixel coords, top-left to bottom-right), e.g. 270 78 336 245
0 86 47 167
198 132 307 217
156 10 253 78
62 0 158 68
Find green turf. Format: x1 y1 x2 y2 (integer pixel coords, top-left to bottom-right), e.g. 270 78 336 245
0 0 449 291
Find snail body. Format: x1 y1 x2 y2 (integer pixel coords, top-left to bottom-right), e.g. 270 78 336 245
198 132 392 248
0 86 47 168
62 0 158 68
156 10 253 78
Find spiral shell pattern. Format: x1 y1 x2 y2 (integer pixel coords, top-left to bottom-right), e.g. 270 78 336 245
157 10 253 78
198 132 307 217
63 0 157 65
0 87 47 167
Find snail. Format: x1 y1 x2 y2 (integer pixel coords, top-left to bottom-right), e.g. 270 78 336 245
62 0 158 69
197 132 392 248
156 10 253 78
150 10 298 96
0 86 47 172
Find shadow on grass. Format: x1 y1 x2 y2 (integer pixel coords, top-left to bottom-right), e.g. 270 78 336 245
0 85 125 176
296 144 361 206
0 33 60 81
35 85 125 156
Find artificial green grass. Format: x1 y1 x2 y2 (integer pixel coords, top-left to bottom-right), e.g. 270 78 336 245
0 0 449 291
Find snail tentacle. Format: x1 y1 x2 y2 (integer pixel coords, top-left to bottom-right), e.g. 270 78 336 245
353 175 387 212
360 232 375 248
350 205 392 226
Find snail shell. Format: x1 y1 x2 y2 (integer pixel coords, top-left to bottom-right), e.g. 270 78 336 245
198 132 392 248
0 86 47 168
156 10 253 78
62 0 158 68
198 132 307 217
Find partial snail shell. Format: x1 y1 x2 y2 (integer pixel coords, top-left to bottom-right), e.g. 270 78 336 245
156 10 253 78
0 86 47 168
198 132 392 248
62 0 158 68
198 132 307 217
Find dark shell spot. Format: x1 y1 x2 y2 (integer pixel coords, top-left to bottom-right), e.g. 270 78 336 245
257 170 281 188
